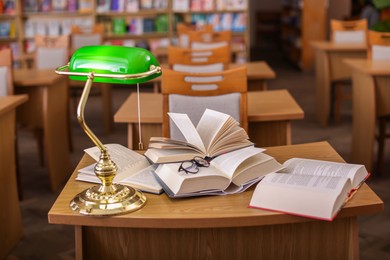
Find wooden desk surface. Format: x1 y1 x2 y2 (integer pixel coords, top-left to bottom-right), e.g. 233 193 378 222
229 61 276 80
344 59 390 75
48 141 383 229
13 69 64 86
311 41 367 52
114 90 304 124
0 95 28 116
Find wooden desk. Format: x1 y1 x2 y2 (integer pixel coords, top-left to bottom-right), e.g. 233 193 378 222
344 59 390 172
14 69 72 191
229 61 276 91
114 90 304 149
0 95 28 258
48 141 384 259
311 41 367 126
152 61 276 91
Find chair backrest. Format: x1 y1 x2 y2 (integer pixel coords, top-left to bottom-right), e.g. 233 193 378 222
188 30 232 43
0 48 13 95
176 23 213 48
70 24 104 53
34 34 69 69
167 45 230 70
367 30 390 60
161 66 247 139
330 19 367 44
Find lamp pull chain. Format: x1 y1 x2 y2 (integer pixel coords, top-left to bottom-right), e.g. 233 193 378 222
137 83 143 150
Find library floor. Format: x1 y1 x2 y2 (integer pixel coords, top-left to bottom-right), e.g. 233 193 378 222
6 50 390 260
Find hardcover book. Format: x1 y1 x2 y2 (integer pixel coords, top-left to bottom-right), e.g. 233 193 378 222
249 158 370 221
144 109 253 164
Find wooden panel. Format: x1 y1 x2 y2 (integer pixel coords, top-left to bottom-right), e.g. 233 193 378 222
329 51 367 80
350 71 376 171
301 0 327 70
80 217 356 259
375 76 390 116
248 121 290 147
0 105 23 258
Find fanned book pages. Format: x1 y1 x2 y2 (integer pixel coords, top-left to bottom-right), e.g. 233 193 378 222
249 158 370 221
76 143 163 194
144 109 253 163
153 146 283 198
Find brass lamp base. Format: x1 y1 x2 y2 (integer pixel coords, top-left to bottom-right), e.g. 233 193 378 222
70 184 147 216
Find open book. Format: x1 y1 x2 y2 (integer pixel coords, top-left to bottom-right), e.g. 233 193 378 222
144 109 253 163
249 158 370 221
153 146 283 198
76 144 163 194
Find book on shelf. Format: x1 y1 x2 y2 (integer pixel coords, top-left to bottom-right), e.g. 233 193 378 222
23 0 39 12
3 0 16 14
76 143 163 194
173 0 189 11
67 0 77 11
97 0 111 12
52 0 67 11
249 158 370 221
125 0 139 12
153 0 167 9
144 109 253 164
40 0 51 12
154 146 283 198
140 0 152 9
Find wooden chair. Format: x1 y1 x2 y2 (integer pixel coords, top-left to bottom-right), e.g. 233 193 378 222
330 19 368 124
167 45 230 71
161 66 247 139
70 24 104 53
330 19 367 43
69 24 113 135
189 30 232 45
34 34 69 70
176 23 213 48
367 30 390 60
367 30 390 174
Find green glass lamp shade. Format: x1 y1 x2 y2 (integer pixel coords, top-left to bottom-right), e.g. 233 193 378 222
68 45 161 84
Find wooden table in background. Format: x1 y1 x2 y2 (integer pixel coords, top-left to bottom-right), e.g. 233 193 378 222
311 41 367 126
344 59 390 173
0 95 28 258
114 90 304 150
48 141 384 259
14 69 71 191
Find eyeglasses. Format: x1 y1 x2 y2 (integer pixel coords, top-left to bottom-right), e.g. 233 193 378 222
178 156 210 174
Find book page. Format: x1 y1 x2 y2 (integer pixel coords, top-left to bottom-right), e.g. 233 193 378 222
154 163 230 195
168 112 206 153
211 146 263 179
83 143 150 180
280 158 367 188
249 174 352 220
196 109 231 153
262 172 349 193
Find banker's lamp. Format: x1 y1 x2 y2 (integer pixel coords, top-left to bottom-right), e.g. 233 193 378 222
55 45 161 216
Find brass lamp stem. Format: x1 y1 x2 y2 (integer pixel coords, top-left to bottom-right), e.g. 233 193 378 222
77 72 105 153
70 72 147 215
